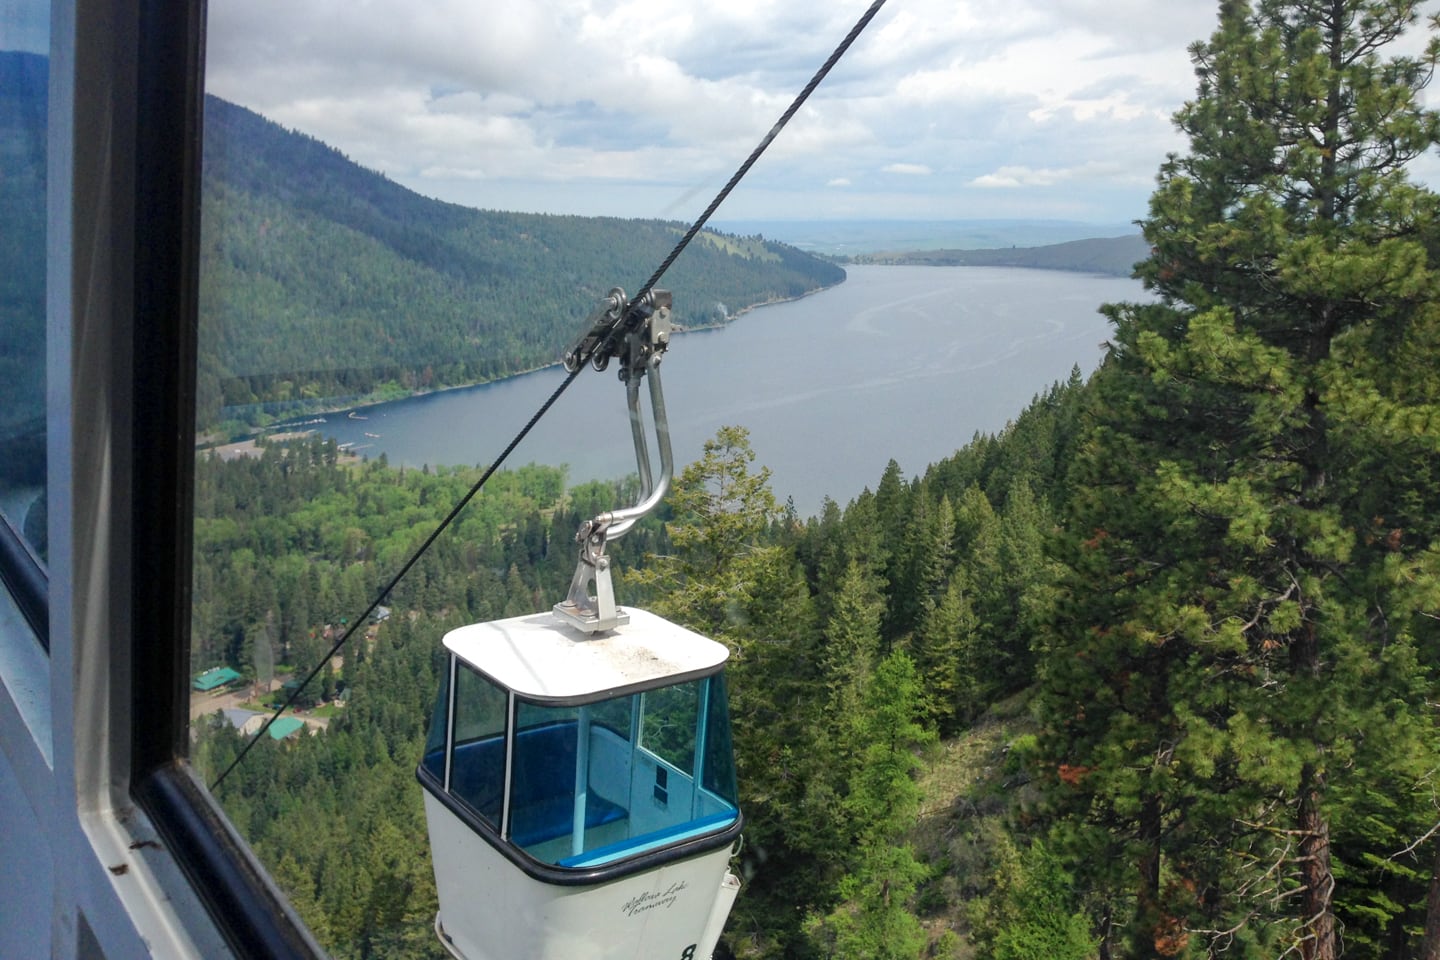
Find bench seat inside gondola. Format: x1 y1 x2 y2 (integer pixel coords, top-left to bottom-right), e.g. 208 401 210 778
445 721 629 853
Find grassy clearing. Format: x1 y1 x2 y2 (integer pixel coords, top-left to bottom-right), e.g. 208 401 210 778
911 691 1042 956
691 229 783 262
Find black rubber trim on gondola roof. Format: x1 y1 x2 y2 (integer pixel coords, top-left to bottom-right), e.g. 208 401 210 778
415 762 743 888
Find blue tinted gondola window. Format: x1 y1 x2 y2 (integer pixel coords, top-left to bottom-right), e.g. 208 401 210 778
508 676 739 869
421 658 450 782
640 680 698 773
701 673 739 805
448 665 507 825
507 698 634 862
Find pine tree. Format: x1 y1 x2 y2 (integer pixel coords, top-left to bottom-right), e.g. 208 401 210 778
501 563 533 618
874 459 912 624
805 651 934 960
973 837 1096 960
914 574 979 734
632 426 826 949
889 487 956 645
786 558 889 903
822 560 886 749
954 484 1010 699
1039 2 1440 956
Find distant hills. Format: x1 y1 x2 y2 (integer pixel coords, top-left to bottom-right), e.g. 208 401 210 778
712 219 1139 257
845 233 1149 277
0 49 847 434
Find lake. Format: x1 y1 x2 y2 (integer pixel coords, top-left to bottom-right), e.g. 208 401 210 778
316 265 1139 517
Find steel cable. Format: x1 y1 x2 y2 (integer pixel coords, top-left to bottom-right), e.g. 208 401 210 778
591 0 890 364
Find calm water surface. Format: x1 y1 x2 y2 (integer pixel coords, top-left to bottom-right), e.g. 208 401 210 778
318 265 1138 516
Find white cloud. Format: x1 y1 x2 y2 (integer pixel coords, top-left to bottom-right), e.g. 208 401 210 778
973 165 1072 188
971 160 1145 190
198 0 1263 220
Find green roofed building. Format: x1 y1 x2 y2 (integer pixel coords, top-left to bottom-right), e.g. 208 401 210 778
192 666 242 692
267 717 305 741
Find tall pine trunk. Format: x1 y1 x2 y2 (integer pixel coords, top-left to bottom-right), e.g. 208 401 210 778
1293 612 1336 958
1297 764 1336 960
1136 793 1167 954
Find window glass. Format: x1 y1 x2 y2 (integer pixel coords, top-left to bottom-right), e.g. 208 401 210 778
641 681 699 774
587 694 633 740
0 13 50 564
448 665 507 824
702 674 739 805
420 657 450 781
506 681 737 869
512 697 638 865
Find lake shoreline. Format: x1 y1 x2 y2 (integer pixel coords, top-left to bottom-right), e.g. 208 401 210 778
307 264 1138 517
198 275 849 450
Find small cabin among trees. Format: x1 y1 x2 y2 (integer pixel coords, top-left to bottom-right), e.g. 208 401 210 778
192 666 242 693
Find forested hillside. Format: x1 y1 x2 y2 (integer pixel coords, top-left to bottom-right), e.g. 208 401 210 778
187 3 1440 959
198 97 844 431
190 384 1089 960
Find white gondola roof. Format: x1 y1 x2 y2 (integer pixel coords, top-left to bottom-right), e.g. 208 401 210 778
443 607 730 702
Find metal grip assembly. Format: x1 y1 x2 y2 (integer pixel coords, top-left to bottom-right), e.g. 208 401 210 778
553 288 674 633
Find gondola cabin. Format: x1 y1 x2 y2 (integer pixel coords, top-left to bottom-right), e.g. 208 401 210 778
417 608 744 960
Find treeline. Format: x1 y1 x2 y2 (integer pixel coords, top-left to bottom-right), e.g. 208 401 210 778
846 234 1149 277
190 438 661 679
198 97 845 432
628 396 1099 957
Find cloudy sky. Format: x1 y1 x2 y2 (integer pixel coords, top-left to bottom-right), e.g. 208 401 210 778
203 1 1276 223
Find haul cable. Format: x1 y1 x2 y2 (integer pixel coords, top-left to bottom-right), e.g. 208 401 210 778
573 0 890 370
209 0 890 791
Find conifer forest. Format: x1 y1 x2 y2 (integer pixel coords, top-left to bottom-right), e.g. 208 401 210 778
187 2 1440 958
